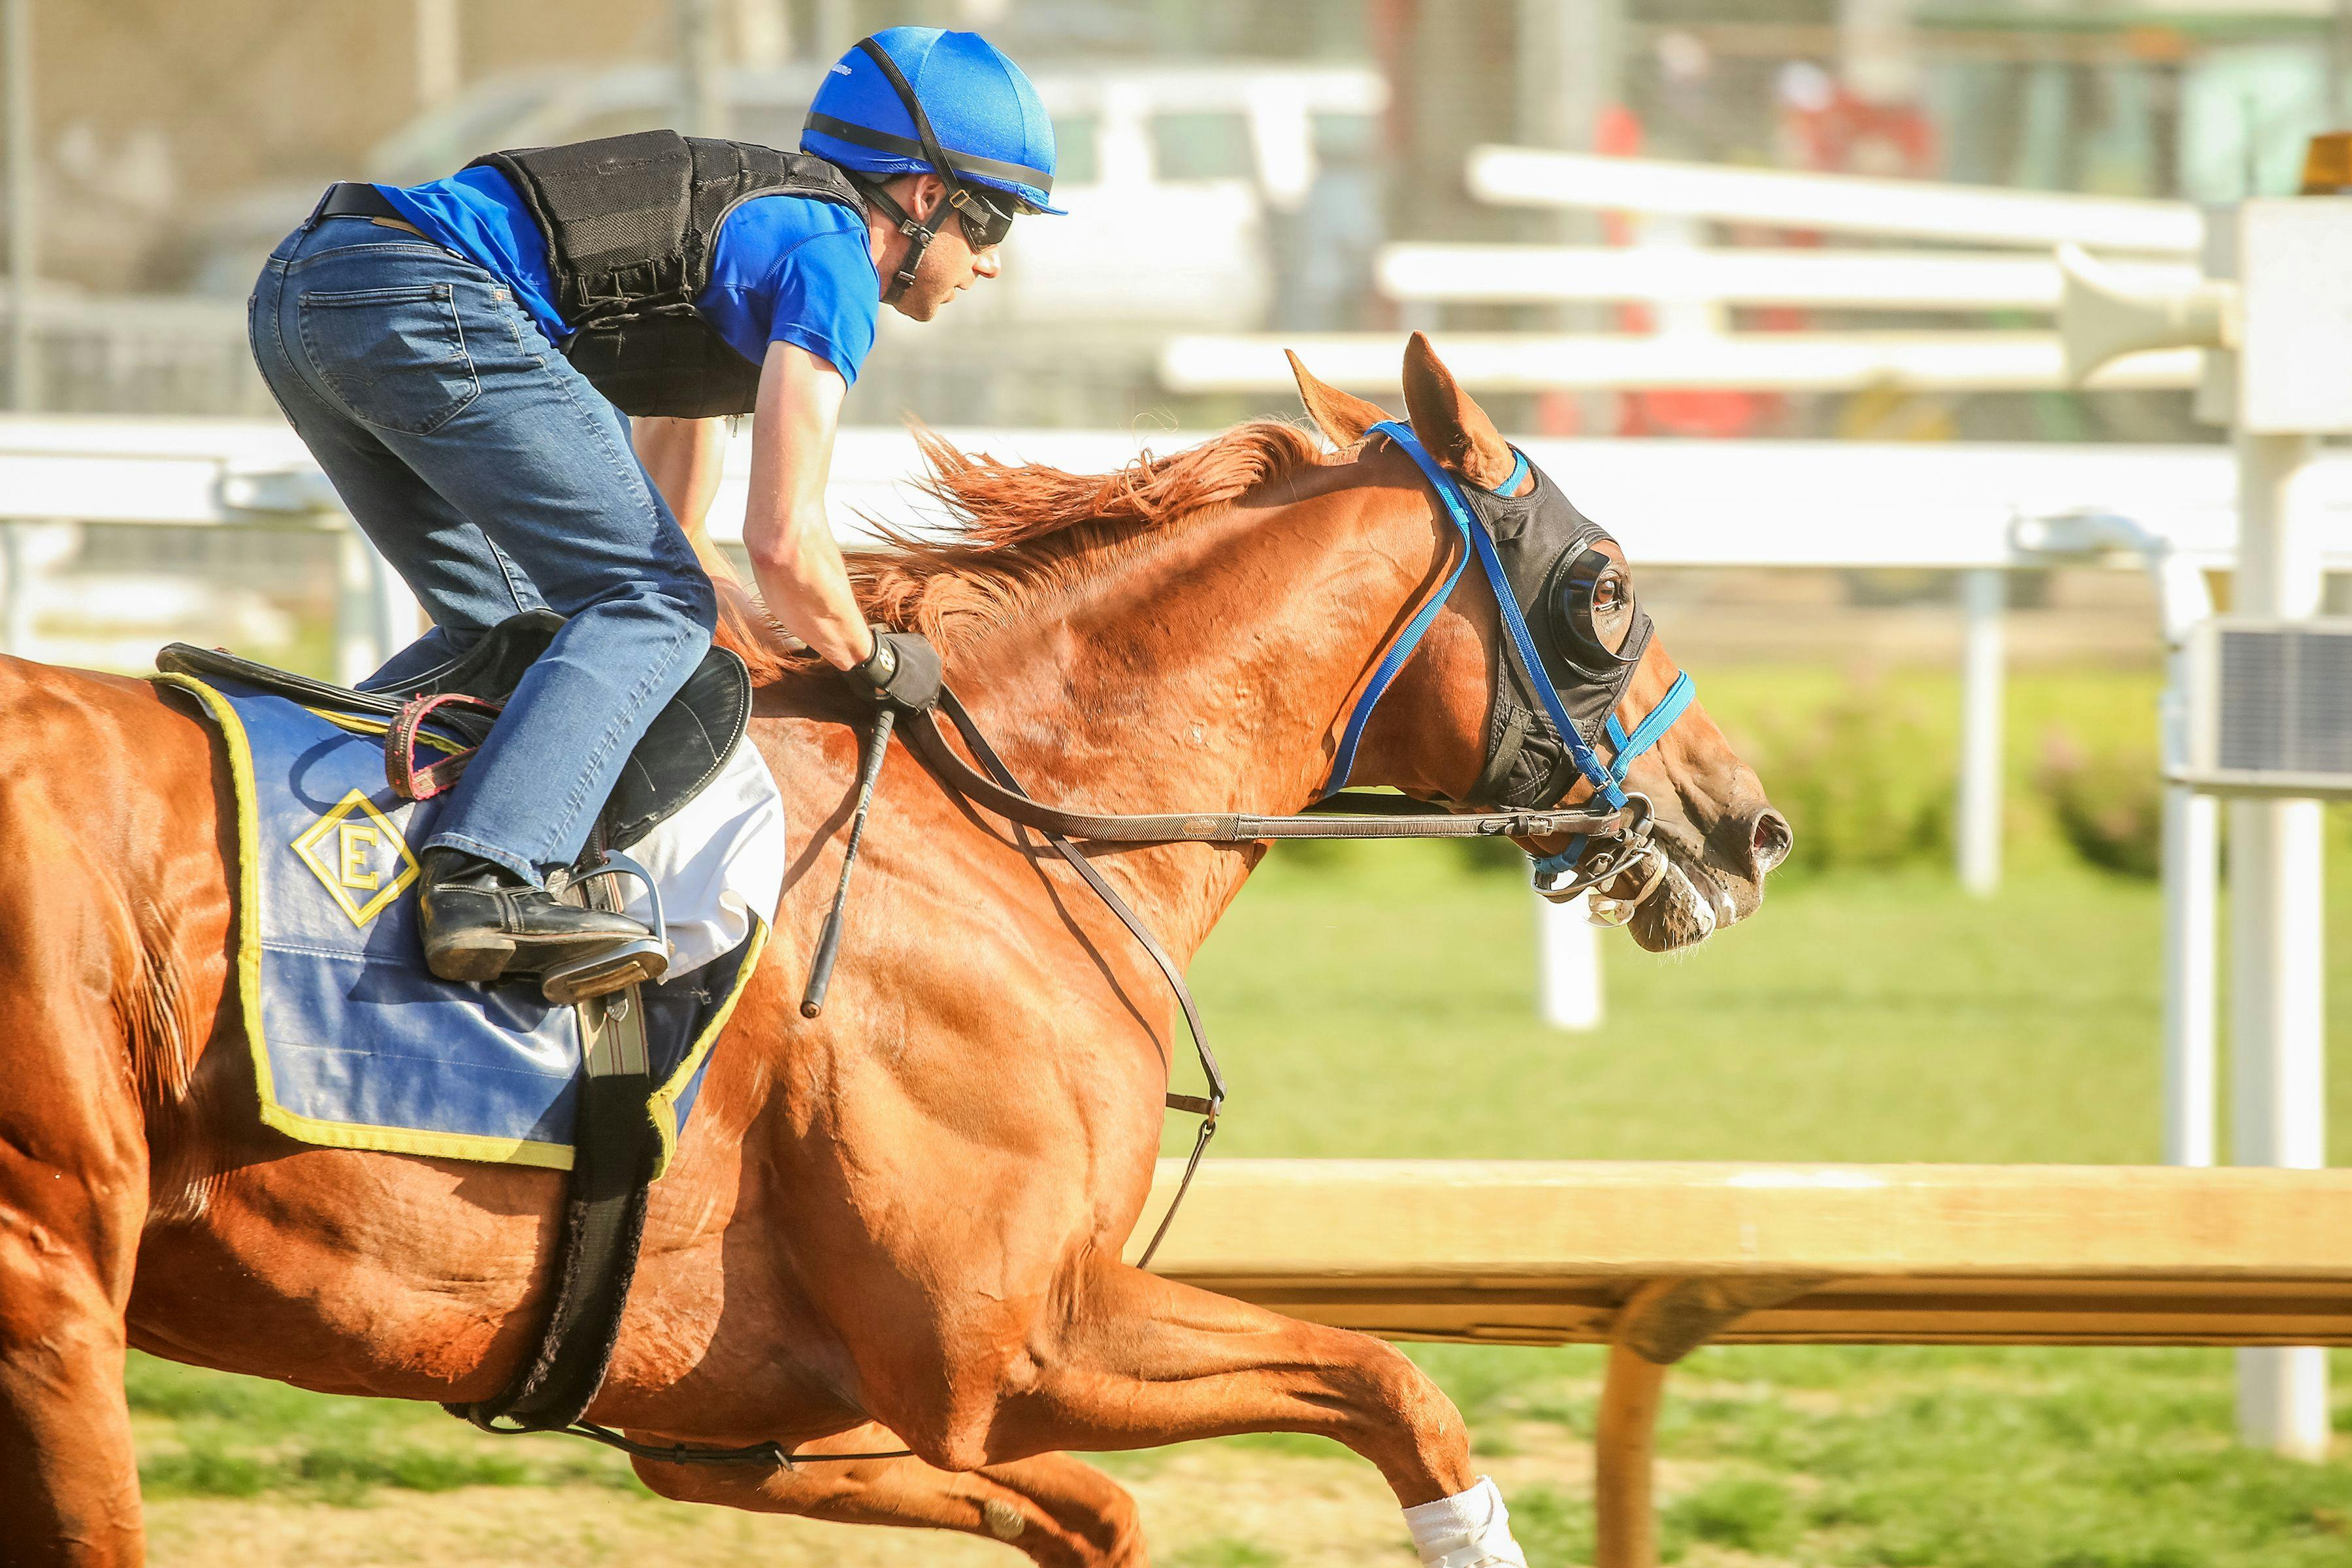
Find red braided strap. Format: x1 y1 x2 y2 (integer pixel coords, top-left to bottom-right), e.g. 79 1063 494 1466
385 692 502 801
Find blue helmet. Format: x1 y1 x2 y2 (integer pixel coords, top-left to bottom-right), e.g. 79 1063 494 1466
802 27 1062 216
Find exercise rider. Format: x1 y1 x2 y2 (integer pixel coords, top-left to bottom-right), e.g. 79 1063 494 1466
248 28 1058 991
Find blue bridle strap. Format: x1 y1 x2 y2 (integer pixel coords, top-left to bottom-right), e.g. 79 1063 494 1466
1533 668 1697 877
1326 424 1698 882
1496 445 1529 496
1330 423 1624 807
1321 500 1473 794
1607 670 1695 779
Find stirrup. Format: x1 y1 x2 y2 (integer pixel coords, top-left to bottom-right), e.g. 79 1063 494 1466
541 852 671 1005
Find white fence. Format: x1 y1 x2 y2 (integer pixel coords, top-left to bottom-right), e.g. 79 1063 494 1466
1169 150 2213 397
9 415 2352 1031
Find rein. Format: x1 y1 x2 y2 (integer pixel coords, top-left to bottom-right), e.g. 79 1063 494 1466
883 424 1699 1264
898 702 1624 847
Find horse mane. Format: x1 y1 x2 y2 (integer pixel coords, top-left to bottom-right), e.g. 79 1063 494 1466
717 419 1332 683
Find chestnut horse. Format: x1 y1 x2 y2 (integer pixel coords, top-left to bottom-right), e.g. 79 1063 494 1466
0 338 1784 1566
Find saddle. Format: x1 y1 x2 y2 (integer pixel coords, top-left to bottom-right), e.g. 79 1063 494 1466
159 609 753 851
159 612 755 1439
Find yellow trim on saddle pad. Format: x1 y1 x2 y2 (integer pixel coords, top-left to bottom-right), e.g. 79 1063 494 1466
303 704 470 755
155 672 764 1178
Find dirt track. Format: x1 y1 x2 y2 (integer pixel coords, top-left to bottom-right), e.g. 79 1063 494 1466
140 1435 1605 1568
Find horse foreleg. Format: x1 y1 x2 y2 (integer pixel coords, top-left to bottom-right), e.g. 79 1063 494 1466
632 1422 1146 1567
0 981 150 1563
876 1260 1522 1568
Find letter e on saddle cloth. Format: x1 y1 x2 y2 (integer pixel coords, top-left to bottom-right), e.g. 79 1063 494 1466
157 612 772 1434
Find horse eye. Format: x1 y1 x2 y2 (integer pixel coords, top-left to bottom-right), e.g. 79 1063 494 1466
1594 573 1627 613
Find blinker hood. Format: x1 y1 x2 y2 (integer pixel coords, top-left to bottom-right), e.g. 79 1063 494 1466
1456 463 1654 811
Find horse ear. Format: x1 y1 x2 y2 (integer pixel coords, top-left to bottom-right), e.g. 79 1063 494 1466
1401 331 1516 491
1286 350 1388 447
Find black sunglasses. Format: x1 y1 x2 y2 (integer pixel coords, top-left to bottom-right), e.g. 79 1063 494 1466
948 186 1018 250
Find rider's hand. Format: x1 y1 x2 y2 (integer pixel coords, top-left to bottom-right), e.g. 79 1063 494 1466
842 627 941 711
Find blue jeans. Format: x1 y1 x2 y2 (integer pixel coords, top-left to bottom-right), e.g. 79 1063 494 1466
249 206 717 886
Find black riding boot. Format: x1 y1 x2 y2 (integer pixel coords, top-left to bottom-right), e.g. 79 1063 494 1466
417 849 654 986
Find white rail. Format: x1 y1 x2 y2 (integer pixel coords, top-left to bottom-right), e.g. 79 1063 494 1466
26 419 2352 569
1375 244 2201 311
1466 146 2204 254
1160 332 2202 394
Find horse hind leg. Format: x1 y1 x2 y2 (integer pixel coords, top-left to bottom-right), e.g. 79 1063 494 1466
633 1423 1146 1567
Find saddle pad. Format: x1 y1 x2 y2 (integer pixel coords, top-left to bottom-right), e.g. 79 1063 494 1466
159 673 775 1175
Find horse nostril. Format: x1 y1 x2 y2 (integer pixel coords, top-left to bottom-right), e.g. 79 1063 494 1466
1750 809 1793 876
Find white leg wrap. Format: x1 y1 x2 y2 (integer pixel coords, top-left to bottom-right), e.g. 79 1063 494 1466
1403 1477 1528 1568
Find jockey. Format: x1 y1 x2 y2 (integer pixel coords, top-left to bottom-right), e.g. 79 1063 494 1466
248 27 1058 989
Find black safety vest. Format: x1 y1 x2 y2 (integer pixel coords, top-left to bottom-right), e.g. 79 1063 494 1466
466 131 869 419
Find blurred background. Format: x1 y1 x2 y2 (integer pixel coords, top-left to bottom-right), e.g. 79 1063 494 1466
16 0 2352 430
10 2 2352 1563
15 0 2352 672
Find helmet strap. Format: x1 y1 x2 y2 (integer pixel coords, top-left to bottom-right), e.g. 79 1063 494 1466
849 35 975 305
851 172 934 303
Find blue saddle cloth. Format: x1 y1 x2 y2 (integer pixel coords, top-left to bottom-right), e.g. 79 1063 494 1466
161 673 766 1175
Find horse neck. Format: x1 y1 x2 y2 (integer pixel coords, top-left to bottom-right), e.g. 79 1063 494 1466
943 474 1448 960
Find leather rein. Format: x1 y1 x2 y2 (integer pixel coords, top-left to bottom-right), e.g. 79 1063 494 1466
898 685 1633 1258
881 425 1697 1274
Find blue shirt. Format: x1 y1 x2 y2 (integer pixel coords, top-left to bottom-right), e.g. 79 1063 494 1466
376 168 881 387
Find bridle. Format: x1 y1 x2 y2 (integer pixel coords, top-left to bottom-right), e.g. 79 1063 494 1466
1328 422 1696 918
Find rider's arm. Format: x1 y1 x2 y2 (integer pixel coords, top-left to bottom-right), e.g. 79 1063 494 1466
633 416 729 542
631 414 799 664
741 342 872 670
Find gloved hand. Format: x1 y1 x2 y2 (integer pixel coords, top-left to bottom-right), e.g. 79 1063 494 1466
842 627 942 711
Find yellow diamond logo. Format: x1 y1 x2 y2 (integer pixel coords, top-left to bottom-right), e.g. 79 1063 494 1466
291 789 419 928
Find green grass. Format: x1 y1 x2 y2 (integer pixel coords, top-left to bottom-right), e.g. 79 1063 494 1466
125 1353 643 1503
127 666 2352 1561
1337 1343 2352 1567
1194 847 2352 1167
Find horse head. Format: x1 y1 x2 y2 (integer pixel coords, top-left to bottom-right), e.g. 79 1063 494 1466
1291 333 1790 953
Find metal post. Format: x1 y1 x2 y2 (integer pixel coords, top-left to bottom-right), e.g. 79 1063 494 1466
2155 553 2219 1168
2161 782 2221 1167
335 529 383 687
1955 566 2004 894
1519 0 1622 431
2161 782 2221 1166
414 0 461 111
1537 892 1603 1032
678 0 728 140
737 0 791 69
1518 0 1620 158
4 0 36 412
2228 429 2330 1460
814 0 855 54
0 519 25 655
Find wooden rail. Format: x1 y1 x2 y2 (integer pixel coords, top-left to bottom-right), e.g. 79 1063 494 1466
1131 1160 2352 1568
